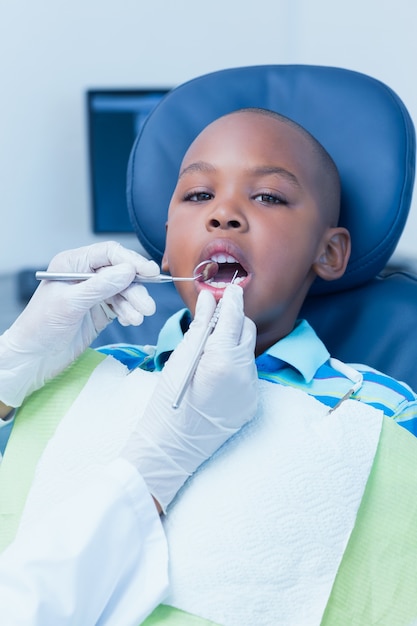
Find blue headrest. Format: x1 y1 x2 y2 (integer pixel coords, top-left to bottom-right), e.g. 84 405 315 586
127 65 415 294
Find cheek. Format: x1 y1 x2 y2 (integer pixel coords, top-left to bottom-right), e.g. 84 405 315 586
165 220 192 269
241 243 317 323
261 220 321 276
243 276 284 316
167 207 195 234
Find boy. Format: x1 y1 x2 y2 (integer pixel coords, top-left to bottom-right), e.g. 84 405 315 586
104 108 417 624
4 108 417 624
116 107 417 424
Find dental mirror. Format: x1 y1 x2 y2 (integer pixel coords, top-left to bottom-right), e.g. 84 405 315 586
35 259 219 285
192 260 218 282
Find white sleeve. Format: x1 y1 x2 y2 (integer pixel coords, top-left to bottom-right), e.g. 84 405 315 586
0 458 169 626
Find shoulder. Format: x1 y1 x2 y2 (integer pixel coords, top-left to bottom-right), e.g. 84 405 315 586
353 363 416 401
352 363 417 433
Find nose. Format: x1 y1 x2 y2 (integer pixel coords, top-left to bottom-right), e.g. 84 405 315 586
206 200 249 232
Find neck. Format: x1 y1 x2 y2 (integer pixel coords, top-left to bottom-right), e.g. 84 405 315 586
254 320 297 357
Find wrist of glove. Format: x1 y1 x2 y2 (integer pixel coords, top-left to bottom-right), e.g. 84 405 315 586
0 242 159 407
121 285 258 512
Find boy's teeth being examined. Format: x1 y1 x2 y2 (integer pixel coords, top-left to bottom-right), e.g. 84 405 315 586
205 257 248 287
208 276 245 287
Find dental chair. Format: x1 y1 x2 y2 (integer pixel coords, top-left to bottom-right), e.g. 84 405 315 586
100 65 417 390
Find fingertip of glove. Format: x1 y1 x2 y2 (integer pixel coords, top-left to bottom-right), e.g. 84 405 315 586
140 259 160 277
119 313 145 327
223 283 243 303
140 296 157 316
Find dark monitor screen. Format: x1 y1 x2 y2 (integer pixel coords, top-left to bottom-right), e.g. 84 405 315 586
87 88 170 233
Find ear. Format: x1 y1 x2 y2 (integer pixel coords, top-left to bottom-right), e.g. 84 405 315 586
313 227 351 281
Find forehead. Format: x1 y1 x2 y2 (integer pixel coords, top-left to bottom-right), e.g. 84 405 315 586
181 112 316 171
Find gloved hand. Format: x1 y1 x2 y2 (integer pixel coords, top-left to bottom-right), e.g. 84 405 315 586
0 241 159 408
122 284 258 513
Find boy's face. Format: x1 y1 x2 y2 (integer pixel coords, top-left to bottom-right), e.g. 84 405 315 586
163 111 349 349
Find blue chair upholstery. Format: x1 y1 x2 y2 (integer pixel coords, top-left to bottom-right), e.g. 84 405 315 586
104 66 417 389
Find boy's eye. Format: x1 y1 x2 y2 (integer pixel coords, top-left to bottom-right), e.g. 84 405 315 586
184 191 213 202
254 192 286 205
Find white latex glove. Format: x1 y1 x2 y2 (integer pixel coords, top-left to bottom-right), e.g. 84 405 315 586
0 241 159 407
122 284 258 512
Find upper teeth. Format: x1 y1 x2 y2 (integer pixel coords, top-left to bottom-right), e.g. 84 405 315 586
210 253 239 264
205 253 245 287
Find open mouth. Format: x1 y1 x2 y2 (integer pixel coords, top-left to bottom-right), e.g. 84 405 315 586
203 253 248 287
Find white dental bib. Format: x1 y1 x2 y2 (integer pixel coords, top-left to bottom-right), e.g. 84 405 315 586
162 380 382 626
17 355 383 626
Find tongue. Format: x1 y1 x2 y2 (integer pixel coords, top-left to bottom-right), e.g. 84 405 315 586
214 263 245 282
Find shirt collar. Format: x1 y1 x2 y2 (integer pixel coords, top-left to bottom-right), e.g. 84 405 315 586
154 311 329 382
261 319 330 382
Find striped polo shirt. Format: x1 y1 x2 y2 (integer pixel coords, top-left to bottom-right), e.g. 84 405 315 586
99 310 417 437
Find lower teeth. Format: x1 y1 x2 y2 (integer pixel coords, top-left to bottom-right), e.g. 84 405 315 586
208 276 244 287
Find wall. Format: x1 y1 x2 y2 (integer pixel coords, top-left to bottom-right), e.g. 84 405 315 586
1 0 416 273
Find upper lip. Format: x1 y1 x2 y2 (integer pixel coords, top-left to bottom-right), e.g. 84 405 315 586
198 239 251 281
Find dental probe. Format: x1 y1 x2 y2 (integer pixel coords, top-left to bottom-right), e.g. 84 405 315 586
35 260 218 285
172 270 239 410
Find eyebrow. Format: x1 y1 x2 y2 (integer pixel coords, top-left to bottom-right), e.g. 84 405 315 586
250 166 301 188
179 161 301 188
178 161 216 179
